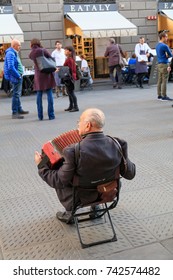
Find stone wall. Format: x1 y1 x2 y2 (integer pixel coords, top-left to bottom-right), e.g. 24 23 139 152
94 0 157 58
12 0 64 67
11 0 158 67
119 0 157 52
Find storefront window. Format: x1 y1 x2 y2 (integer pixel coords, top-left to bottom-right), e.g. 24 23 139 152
158 0 173 47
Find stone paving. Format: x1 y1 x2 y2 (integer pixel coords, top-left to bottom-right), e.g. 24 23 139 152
0 81 173 260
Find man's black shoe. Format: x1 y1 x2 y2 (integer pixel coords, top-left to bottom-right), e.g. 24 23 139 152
89 205 102 219
64 107 73 111
56 211 74 224
69 108 79 112
19 110 29 114
12 113 24 119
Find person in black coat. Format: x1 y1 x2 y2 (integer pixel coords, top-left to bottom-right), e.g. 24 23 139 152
34 108 136 223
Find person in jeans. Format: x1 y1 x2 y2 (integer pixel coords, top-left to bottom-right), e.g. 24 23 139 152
156 31 173 101
4 39 29 119
29 38 55 120
104 38 124 89
34 108 136 224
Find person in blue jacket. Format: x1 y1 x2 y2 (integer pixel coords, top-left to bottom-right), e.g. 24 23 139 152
156 31 173 101
4 39 29 119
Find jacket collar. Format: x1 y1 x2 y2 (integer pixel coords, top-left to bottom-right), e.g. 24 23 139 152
82 131 104 139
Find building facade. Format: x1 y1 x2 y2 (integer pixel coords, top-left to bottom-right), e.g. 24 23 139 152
1 0 169 78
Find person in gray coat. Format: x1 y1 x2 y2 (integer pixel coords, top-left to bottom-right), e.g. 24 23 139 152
34 108 136 223
104 38 124 89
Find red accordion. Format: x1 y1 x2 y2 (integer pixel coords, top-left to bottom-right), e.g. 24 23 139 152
40 129 81 168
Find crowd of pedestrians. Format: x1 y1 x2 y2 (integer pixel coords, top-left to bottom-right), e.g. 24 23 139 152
3 32 173 120
3 38 80 120
104 33 173 102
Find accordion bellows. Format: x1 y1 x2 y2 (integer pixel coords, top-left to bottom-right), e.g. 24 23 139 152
41 129 81 168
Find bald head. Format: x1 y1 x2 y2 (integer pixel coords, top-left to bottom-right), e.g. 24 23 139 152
82 108 105 129
78 108 105 136
11 39 21 52
109 38 115 44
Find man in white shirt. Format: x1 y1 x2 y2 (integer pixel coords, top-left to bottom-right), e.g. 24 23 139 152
80 54 93 86
51 41 67 97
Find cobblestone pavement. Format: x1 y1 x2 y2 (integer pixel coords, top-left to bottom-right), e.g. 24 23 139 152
0 81 173 260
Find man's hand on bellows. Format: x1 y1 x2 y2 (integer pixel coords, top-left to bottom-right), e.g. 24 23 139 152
34 151 42 165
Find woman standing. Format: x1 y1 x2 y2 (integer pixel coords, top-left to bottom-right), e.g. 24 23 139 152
63 46 79 112
135 37 151 88
29 38 55 120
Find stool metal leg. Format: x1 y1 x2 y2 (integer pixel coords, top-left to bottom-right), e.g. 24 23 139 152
74 203 117 249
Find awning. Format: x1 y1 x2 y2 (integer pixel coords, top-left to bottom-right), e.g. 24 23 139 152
159 9 173 20
0 14 24 43
65 11 137 38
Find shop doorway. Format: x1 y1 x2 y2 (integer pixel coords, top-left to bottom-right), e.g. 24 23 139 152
158 11 173 48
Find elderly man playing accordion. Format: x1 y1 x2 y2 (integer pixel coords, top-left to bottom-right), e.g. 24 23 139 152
35 108 136 224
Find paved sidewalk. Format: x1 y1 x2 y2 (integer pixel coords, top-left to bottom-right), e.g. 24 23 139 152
0 81 173 260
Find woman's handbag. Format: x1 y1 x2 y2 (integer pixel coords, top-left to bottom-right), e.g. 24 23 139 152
36 50 56 74
119 56 126 68
118 45 126 68
58 66 71 79
76 63 83 80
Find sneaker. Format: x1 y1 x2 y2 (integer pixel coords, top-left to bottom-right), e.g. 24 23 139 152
158 96 162 100
56 211 74 224
12 113 24 119
161 96 173 101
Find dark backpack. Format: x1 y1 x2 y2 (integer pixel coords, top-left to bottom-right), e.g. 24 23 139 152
58 66 71 79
